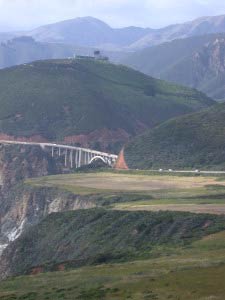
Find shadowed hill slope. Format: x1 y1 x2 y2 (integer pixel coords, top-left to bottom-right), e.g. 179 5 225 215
124 103 225 170
0 59 213 151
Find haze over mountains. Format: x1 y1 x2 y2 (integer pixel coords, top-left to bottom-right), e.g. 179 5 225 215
2 14 225 50
22 14 225 49
27 17 152 50
1 14 225 100
129 14 225 49
122 33 225 100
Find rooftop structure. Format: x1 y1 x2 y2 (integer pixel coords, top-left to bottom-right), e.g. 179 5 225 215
75 50 109 62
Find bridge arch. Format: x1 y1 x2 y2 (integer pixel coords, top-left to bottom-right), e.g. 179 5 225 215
89 156 108 165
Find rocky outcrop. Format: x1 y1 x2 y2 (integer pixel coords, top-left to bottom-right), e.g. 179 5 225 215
114 149 129 170
0 144 62 192
191 37 225 96
193 38 225 73
0 144 70 253
0 185 96 253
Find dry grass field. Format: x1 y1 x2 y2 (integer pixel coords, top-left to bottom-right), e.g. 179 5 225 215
27 172 225 192
115 203 225 214
26 171 225 214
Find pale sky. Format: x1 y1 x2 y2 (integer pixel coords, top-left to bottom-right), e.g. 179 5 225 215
0 0 225 31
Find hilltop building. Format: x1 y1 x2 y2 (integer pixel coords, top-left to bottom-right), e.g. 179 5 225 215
75 50 109 62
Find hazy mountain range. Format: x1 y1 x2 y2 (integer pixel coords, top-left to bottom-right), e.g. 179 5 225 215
1 15 225 100
2 14 225 50
129 14 225 49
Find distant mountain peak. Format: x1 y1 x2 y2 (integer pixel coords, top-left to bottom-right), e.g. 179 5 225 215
26 16 151 48
65 16 111 26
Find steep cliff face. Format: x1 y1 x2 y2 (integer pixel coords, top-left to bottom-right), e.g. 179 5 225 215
0 185 96 254
164 37 225 100
192 38 225 79
189 38 225 99
0 144 70 253
0 144 62 192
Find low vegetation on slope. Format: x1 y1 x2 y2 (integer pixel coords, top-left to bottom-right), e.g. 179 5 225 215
125 102 225 170
2 230 225 300
1 208 225 279
0 59 213 151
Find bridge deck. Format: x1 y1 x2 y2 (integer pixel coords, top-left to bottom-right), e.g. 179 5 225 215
0 140 118 159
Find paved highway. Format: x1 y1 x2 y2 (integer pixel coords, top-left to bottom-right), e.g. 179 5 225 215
151 169 225 175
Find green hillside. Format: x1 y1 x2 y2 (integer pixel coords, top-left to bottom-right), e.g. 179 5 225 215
125 102 225 170
1 208 224 278
122 34 225 100
0 59 213 150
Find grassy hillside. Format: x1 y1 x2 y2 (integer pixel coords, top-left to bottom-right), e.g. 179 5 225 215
0 59 213 151
125 102 225 170
122 34 225 100
1 208 225 278
2 231 225 299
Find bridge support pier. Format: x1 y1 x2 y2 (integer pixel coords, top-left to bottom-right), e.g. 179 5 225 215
75 150 78 168
78 149 82 168
65 149 68 167
70 150 73 168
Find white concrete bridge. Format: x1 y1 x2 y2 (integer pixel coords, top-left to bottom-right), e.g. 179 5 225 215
0 140 118 168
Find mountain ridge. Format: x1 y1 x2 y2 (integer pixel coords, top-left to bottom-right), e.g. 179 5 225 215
26 16 152 50
2 14 225 50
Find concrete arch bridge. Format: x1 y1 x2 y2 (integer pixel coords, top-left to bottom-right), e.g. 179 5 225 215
0 140 118 169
